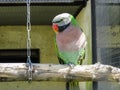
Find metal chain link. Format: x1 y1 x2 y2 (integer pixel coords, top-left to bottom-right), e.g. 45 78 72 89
26 0 33 82
27 0 31 58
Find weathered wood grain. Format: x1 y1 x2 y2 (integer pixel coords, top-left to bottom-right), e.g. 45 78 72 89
0 63 119 82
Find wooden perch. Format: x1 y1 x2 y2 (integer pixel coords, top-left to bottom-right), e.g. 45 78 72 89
0 63 120 82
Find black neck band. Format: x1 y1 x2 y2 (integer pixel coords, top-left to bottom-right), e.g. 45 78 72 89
58 23 70 32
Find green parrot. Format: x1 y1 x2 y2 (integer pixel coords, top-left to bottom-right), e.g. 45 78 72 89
52 13 87 90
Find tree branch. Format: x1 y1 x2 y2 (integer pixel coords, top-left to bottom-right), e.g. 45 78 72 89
0 63 120 83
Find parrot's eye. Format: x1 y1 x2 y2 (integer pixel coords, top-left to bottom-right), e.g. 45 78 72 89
53 19 63 23
60 19 64 22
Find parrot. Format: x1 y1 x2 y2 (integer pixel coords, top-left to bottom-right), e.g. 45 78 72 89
52 13 87 90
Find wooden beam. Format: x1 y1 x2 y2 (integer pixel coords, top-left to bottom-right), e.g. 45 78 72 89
0 63 120 82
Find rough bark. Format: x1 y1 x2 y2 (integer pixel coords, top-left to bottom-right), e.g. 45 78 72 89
0 63 119 83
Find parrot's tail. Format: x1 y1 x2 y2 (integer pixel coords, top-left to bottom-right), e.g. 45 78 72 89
66 81 80 90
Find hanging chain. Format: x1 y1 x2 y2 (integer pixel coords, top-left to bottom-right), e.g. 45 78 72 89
26 0 33 82
27 0 31 57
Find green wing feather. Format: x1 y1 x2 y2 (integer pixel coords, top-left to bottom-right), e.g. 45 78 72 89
54 34 65 64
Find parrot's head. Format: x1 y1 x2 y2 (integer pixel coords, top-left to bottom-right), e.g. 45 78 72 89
52 13 73 34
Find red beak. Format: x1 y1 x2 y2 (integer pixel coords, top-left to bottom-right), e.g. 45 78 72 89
52 23 59 33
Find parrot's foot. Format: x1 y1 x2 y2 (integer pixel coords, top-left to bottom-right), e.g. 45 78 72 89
68 63 75 69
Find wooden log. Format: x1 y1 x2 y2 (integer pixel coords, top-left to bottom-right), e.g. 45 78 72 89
0 63 120 82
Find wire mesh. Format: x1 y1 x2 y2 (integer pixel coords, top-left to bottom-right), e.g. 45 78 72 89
95 0 120 68
94 0 120 90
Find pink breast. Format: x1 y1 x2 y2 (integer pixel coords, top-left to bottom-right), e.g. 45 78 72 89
56 25 86 52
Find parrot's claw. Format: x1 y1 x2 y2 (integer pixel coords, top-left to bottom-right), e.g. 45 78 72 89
68 63 75 69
